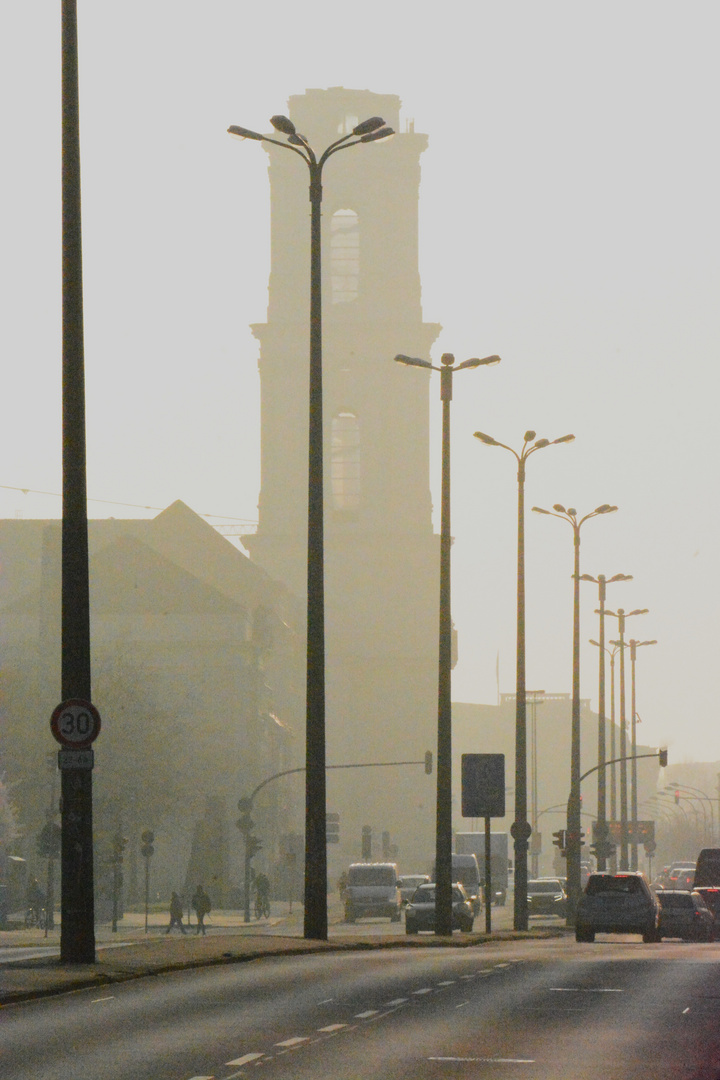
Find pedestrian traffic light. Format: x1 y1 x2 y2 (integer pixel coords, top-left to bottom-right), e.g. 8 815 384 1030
658 748 668 768
246 835 263 859
361 824 372 859
326 813 340 843
424 750 433 775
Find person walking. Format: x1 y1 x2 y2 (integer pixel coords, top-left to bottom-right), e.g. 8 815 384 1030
191 885 211 935
165 891 187 934
254 872 270 919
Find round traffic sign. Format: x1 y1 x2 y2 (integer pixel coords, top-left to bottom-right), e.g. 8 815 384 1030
50 699 101 748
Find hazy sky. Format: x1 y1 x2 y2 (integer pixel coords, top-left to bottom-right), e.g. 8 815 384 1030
2 3 720 765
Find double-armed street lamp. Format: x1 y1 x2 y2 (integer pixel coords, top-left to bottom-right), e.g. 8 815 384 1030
589 638 623 866
668 783 716 843
531 503 617 923
607 607 648 870
473 430 574 929
228 112 394 941
580 574 632 871
396 351 500 936
627 638 657 868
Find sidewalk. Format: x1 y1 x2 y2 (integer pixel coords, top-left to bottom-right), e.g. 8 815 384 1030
0 902 564 1007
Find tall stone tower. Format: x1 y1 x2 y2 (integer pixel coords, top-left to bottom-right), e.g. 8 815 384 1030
245 88 441 870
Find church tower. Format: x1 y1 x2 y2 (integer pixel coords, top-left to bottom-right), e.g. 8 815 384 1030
245 88 441 868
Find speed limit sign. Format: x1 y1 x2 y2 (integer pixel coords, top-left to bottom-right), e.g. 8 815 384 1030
50 699 101 748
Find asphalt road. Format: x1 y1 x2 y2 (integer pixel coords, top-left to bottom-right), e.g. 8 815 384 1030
4 937 720 1080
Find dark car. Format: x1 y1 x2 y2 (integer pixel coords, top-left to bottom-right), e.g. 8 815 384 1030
657 890 714 941
694 887 720 938
405 882 474 934
575 872 661 943
527 878 567 917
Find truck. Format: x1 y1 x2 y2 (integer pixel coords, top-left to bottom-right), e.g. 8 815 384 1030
455 832 509 906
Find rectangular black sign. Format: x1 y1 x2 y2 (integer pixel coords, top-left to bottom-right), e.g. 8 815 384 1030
461 753 505 818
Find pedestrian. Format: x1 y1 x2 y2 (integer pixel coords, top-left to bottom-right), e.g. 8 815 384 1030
192 884 211 935
254 872 271 918
165 891 187 934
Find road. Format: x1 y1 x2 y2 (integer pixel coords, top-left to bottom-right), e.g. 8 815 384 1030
4 937 720 1080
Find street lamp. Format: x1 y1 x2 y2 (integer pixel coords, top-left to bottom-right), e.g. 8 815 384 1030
531 502 618 924
669 783 716 843
473 429 574 929
589 639 622 868
581 573 632 871
396 351 500 936
607 606 648 870
228 112 394 941
628 638 657 868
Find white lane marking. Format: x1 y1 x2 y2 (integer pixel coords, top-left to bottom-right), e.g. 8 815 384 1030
384 998 408 1006
683 1007 690 1014
494 963 512 968
187 1076 215 1079
430 1058 535 1064
413 987 433 995
455 1001 470 1009
275 1037 309 1047
318 1023 347 1032
91 996 115 1003
437 980 455 986
318 997 335 1004
355 1009 379 1018
226 1053 265 1065
548 987 623 993
460 974 475 980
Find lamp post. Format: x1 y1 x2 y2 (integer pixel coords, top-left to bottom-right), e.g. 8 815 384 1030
396 351 500 936
580 574 632 872
627 638 657 868
589 639 622 869
228 112 394 941
669 783 716 844
531 503 618 924
607 607 647 870
473 430 574 929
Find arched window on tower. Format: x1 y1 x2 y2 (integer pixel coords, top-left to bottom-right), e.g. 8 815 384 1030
331 410 361 511
330 209 359 304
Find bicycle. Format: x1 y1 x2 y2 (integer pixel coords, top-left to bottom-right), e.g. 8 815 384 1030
254 893 270 919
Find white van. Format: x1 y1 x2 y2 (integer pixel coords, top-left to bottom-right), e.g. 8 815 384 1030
344 863 402 923
433 853 482 914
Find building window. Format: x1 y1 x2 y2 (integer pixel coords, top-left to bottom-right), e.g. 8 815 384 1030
331 411 361 510
330 209 359 304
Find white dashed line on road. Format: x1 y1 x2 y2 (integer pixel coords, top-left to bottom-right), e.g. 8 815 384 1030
355 1009 379 1018
437 980 455 986
413 987 433 995
275 1037 309 1047
384 998 408 1006
226 1053 265 1065
317 1024 347 1032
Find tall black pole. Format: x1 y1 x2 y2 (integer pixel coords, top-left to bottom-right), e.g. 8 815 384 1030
512 458 529 930
566 525 582 925
435 358 454 937
303 160 327 941
60 0 95 964
617 613 628 870
596 577 608 870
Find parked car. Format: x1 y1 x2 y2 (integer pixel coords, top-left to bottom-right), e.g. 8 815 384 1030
527 878 567 917
656 890 714 941
575 872 661 943
694 887 720 937
397 874 431 906
405 882 474 934
343 863 402 923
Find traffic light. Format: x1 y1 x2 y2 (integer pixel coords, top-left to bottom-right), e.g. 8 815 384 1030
675 790 680 805
424 750 433 775
141 829 155 859
361 824 372 859
112 834 128 865
236 813 254 834
246 835 263 859
326 813 340 843
658 748 668 768
552 829 567 854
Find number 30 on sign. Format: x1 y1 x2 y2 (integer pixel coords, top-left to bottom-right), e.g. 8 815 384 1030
50 699 101 747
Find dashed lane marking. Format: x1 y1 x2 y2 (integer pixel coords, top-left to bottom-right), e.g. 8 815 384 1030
355 1009 379 1018
384 998 408 1006
413 988 433 995
226 1053 265 1065
437 980 455 986
317 1024 348 1032
275 1037 309 1047
548 987 623 993
430 1058 535 1064
91 996 115 1003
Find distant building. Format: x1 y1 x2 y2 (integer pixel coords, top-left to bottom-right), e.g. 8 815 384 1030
0 500 304 900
